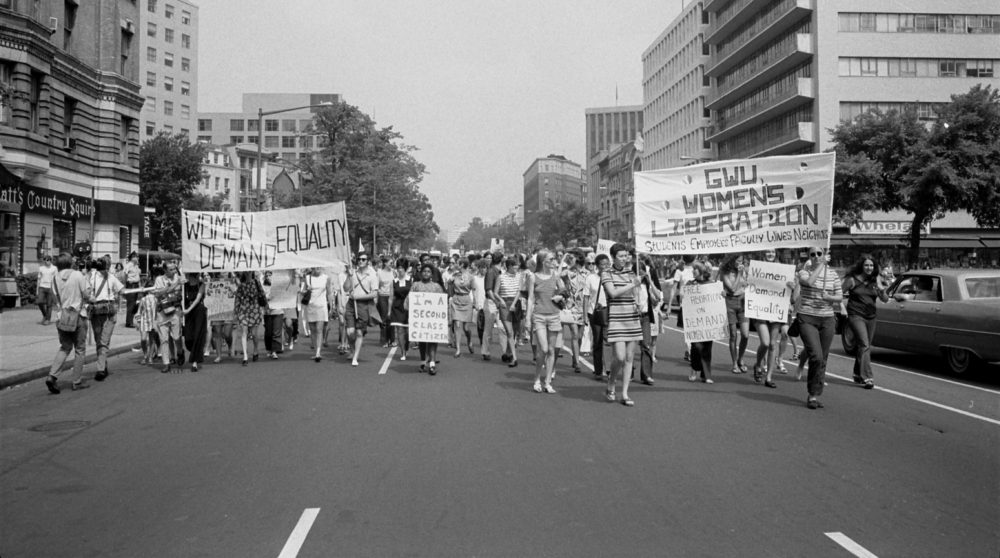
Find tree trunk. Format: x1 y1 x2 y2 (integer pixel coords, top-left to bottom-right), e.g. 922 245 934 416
908 211 927 267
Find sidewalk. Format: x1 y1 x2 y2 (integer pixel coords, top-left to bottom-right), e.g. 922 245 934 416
0 306 141 390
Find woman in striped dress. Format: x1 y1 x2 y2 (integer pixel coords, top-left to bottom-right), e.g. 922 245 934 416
601 243 643 406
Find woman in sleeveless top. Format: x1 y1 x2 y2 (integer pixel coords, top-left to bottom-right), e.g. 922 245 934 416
494 257 522 367
182 272 207 371
720 254 750 375
448 258 476 358
526 249 566 394
601 243 643 406
391 259 413 359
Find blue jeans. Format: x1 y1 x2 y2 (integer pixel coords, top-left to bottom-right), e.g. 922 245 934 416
797 313 835 397
848 315 876 382
51 319 89 383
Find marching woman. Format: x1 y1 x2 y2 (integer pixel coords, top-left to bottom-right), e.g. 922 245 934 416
494 256 523 368
301 267 331 363
448 257 477 358
842 254 890 389
406 263 445 375
720 253 750 375
602 243 644 406
233 271 264 366
391 258 413 360
751 249 798 388
797 246 843 409
181 272 207 371
525 249 566 394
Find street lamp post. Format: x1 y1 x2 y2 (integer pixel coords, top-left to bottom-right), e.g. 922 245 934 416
256 102 333 210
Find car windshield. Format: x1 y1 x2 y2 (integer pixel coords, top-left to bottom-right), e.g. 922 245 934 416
965 277 1000 299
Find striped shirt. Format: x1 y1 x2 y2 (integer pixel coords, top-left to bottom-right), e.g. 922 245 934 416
798 265 842 317
497 272 521 299
137 293 158 333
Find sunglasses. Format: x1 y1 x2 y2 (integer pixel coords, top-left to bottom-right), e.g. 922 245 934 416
358 257 368 261
810 251 823 257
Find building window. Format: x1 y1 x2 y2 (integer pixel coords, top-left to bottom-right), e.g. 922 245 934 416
198 119 212 131
0 63 11 124
299 136 313 149
164 52 173 67
230 119 244 131
146 71 156 86
63 96 77 144
230 136 244 144
164 3 173 18
264 136 279 148
248 120 259 132
163 100 173 116
247 136 259 144
180 104 189 119
265 119 279 132
224 178 230 192
163 76 173 91
164 28 174 43
120 115 132 163
215 177 220 191
180 128 189 137
282 136 296 148
181 10 191 24
147 46 156 62
181 34 190 49
180 81 190 96
281 119 296 132
299 119 312 130
64 0 78 50
147 0 156 12
146 96 156 112
281 152 296 161
181 58 190 72
120 29 132 76
197 135 211 143
145 121 154 136
147 22 156 37
28 71 42 133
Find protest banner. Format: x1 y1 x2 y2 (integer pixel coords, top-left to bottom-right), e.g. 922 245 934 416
204 278 237 322
596 238 614 258
266 269 299 310
490 238 504 253
634 153 835 255
408 291 449 344
745 260 796 322
181 202 351 272
681 281 728 344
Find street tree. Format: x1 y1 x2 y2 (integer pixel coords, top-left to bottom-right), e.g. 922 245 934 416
139 132 206 252
185 192 228 212
455 217 489 251
297 101 439 253
537 200 599 249
829 84 1000 257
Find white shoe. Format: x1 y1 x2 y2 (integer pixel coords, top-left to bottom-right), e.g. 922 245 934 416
289 341 294 350
351 359 358 366
543 383 556 394
400 354 407 361
532 381 543 393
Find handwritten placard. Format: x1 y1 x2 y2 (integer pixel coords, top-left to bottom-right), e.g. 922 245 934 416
265 269 299 310
681 281 728 343
204 279 237 322
408 292 449 343
745 261 795 322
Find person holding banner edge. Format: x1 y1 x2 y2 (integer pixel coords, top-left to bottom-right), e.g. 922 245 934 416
181 272 207 372
796 246 843 409
720 254 750 375
344 254 379 367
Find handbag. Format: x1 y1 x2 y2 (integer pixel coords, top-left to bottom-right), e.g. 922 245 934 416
589 282 609 327
90 274 115 316
558 307 575 324
300 276 312 305
157 289 180 315
788 317 801 338
53 277 81 333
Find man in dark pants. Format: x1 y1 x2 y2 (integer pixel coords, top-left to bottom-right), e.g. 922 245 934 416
123 253 141 327
586 253 610 378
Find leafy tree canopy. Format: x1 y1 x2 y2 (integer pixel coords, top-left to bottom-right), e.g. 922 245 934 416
538 200 599 249
139 132 207 252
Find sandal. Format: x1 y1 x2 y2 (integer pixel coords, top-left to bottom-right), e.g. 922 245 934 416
738 363 748 374
605 388 615 402
777 363 788 374
764 380 777 389
621 397 634 407
753 365 763 384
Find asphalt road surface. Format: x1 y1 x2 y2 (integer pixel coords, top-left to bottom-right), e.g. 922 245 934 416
2 326 998 557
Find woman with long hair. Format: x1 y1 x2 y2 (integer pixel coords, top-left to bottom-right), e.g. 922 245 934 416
182 272 207 371
525 249 566 393
720 253 750 375
406 263 445 374
602 243 644 406
842 254 890 389
233 271 264 366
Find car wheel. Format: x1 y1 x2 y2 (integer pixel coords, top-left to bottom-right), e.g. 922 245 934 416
943 347 980 375
841 323 856 355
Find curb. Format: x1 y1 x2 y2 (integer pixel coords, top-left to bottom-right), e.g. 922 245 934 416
0 342 141 391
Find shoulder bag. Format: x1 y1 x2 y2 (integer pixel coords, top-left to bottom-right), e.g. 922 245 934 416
589 276 609 327
300 276 312 305
357 272 382 326
53 275 81 332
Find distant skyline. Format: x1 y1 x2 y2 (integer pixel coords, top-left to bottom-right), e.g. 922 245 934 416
197 1 683 233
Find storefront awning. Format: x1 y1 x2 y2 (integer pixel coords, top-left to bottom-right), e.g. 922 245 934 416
916 239 982 249
96 200 144 225
979 239 1000 248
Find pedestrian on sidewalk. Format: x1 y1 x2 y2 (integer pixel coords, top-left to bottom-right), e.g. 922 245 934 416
36 255 57 325
46 253 93 393
123 253 141 327
88 258 124 381
182 272 207 371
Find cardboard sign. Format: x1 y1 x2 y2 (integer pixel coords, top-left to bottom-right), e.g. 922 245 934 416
596 238 614 259
634 153 835 255
181 202 351 272
490 238 504 253
681 281 728 343
745 261 795 322
265 269 300 310
204 278 237 322
408 291 449 343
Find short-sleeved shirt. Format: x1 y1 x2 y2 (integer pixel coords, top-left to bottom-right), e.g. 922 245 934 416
345 267 379 300
91 272 125 302
672 267 695 301
798 265 842 318
586 272 603 315
377 268 394 296
483 266 500 298
38 264 57 288
54 269 89 311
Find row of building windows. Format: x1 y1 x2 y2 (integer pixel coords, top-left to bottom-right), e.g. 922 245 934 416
715 0 798 61
645 67 710 124
716 63 811 130
715 20 810 94
145 72 191 94
148 0 191 25
644 35 710 103
838 13 1000 34
145 48 191 71
146 22 192 48
838 58 996 78
718 104 812 159
642 7 709 77
197 119 314 132
145 121 189 136
144 97 189 118
839 102 940 122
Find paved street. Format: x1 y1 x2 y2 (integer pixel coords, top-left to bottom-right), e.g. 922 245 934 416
1 326 998 557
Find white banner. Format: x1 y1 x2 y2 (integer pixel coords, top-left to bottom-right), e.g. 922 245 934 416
745 261 795 322
634 153 835 255
181 202 351 272
681 281 728 344
408 291 449 343
204 278 237 322
596 238 614 258
265 269 300 310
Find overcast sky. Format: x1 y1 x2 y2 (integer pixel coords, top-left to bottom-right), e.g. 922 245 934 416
198 0 684 233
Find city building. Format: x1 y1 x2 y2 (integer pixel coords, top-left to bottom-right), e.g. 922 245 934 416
522 155 585 242
700 0 1000 267
1 0 144 304
199 145 238 211
584 106 643 210
224 143 278 211
594 141 641 243
197 93 342 163
139 0 198 139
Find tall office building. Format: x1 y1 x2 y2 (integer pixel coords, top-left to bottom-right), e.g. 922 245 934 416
138 0 198 139
1 0 144 303
522 155 585 243
583 106 643 210
641 1 713 171
196 93 342 163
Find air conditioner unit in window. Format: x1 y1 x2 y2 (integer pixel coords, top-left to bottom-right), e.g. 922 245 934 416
64 137 77 151
123 19 135 34
48 17 58 34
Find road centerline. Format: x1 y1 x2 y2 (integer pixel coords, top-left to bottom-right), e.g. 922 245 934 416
277 508 320 558
379 347 398 375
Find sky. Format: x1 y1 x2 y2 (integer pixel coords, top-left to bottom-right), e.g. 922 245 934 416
197 0 685 234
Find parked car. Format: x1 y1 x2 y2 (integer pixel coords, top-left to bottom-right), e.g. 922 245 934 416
841 269 1000 374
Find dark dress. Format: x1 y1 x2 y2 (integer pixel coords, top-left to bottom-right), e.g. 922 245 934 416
390 277 412 326
183 282 208 364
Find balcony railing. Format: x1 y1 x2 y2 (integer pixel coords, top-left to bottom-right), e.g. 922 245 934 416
708 0 812 76
707 33 812 109
705 0 773 44
708 77 813 141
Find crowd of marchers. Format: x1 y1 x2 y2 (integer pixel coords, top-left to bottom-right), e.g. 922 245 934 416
38 244 892 409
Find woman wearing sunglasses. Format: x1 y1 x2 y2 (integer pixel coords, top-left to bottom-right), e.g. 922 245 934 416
796 246 843 409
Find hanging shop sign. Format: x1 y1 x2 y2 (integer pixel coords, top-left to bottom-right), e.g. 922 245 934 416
0 182 94 219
